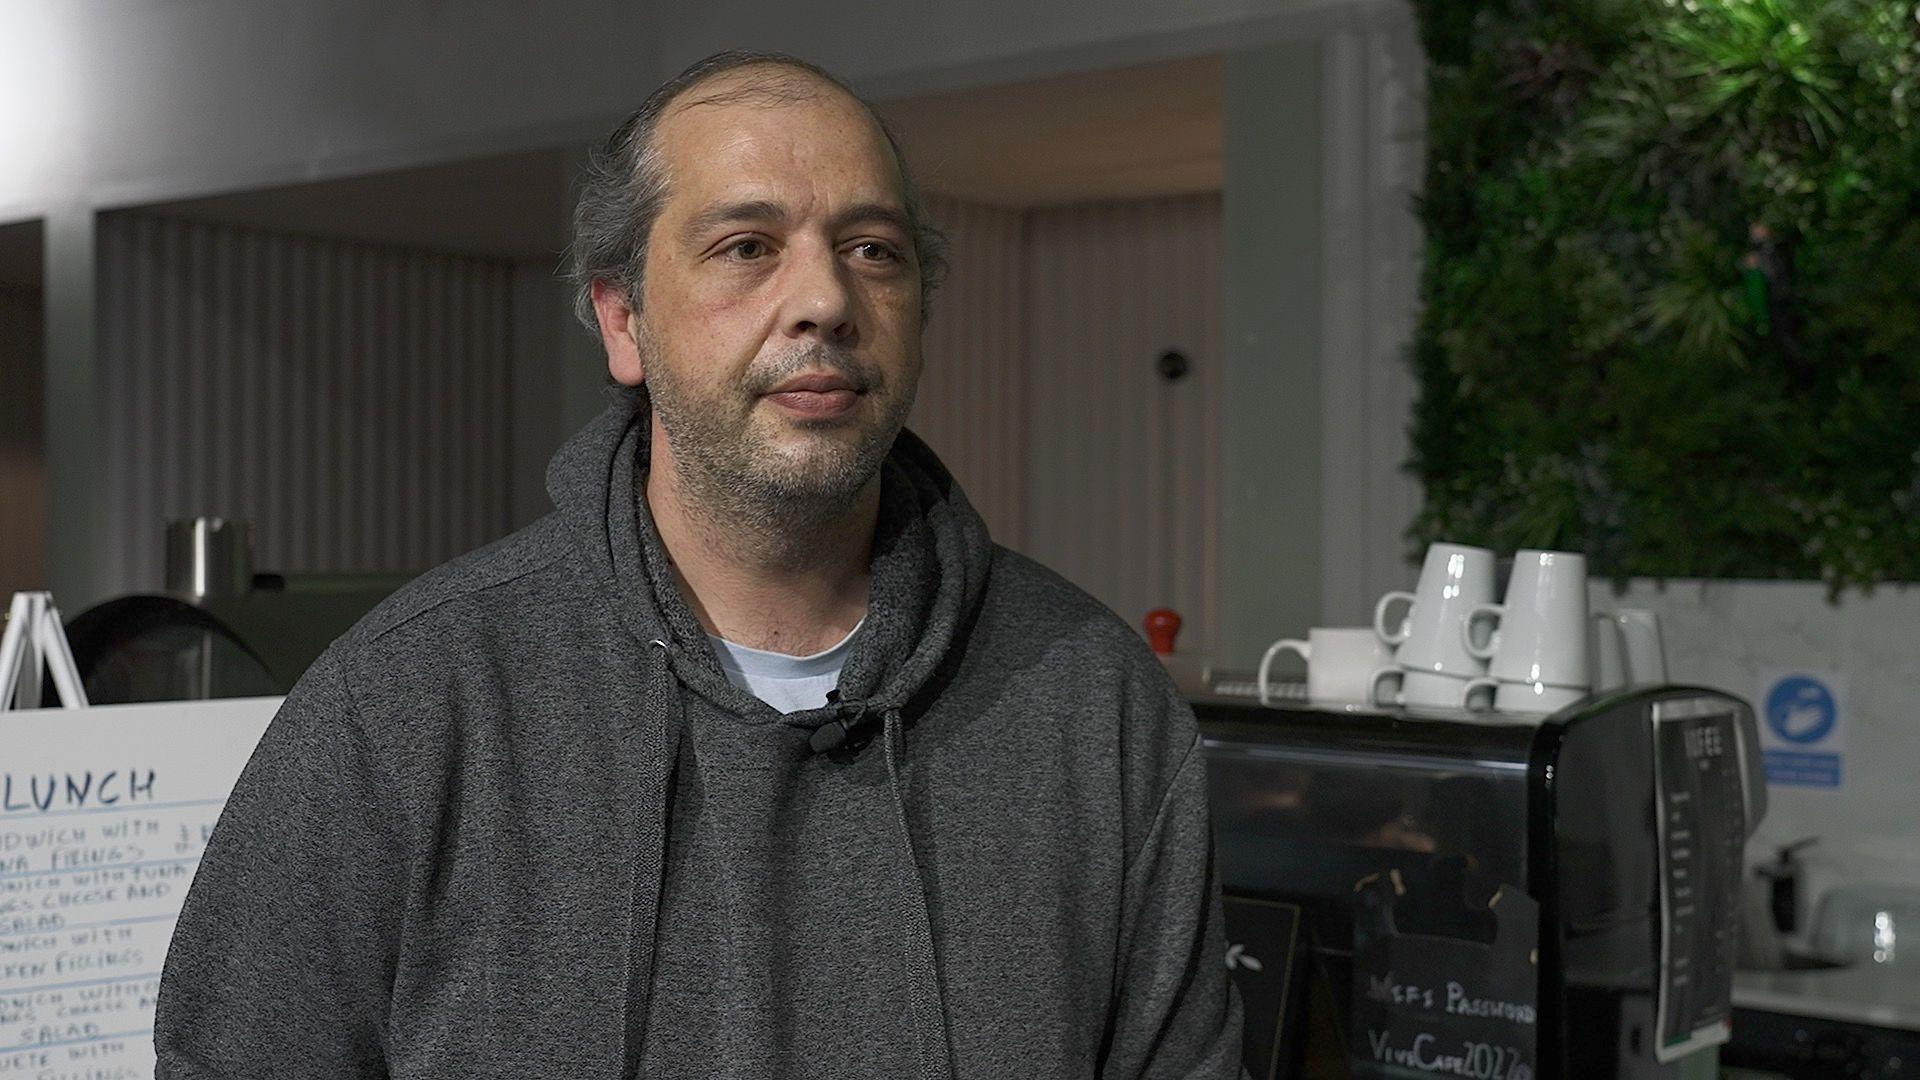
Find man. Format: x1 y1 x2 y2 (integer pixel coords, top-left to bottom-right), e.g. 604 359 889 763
155 50 1246 1078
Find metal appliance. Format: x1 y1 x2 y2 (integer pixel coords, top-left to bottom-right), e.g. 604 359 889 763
61 517 409 703
1198 684 1766 1079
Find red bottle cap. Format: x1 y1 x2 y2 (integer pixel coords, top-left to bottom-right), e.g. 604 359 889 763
1143 608 1181 655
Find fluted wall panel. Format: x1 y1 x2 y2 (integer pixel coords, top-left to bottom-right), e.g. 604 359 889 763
1022 194 1222 653
97 213 517 595
912 195 1027 548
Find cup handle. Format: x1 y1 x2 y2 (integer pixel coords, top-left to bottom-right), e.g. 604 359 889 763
1461 676 1500 711
1462 602 1504 660
1368 667 1404 707
1616 610 1668 683
1257 639 1310 706
1373 592 1416 646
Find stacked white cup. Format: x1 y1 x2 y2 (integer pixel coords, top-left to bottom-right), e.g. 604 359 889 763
1590 608 1667 691
1365 544 1672 716
1459 549 1592 714
1369 542 1499 709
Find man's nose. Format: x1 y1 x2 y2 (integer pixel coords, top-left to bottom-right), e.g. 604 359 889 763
780 243 857 345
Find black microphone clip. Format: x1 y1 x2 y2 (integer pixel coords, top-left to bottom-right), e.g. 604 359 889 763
808 693 881 756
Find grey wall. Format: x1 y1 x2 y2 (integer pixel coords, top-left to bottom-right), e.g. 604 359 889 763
1313 18 1426 631
4 0 1423 631
1215 7 1426 668
1 0 1353 221
1219 41 1324 669
42 210 99 610
0 1 652 221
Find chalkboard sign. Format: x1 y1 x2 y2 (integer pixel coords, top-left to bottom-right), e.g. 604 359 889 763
1222 894 1309 1079
0 697 279 1077
1349 871 1539 1080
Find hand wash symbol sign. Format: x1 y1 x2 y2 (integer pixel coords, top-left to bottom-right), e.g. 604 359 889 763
1757 671 1843 789
1765 677 1835 744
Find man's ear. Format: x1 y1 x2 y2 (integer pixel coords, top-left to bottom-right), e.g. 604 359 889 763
591 279 646 387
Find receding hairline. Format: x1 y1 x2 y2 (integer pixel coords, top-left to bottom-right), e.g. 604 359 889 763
655 62 886 146
648 62 907 190
666 60 842 114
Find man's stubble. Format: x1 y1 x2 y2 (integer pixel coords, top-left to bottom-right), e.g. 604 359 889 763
639 322 920 561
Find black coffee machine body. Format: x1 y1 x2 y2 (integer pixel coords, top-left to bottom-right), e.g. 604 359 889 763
1198 686 1764 1079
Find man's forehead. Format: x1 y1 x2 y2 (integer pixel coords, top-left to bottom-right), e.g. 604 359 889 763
652 76 906 218
669 65 841 113
656 66 875 145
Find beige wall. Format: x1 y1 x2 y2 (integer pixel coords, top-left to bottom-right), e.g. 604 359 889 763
913 195 1028 548
913 192 1222 654
1023 195 1222 654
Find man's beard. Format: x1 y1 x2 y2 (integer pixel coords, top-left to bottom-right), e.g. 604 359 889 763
641 332 917 538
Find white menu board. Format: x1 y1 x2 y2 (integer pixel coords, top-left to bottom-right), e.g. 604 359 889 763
0 697 279 1078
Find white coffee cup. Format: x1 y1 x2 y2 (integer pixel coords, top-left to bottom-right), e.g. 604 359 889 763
1591 609 1668 691
1258 628 1396 705
1462 549 1591 688
1371 668 1482 711
1462 677 1588 715
1374 542 1498 678
1612 609 1666 684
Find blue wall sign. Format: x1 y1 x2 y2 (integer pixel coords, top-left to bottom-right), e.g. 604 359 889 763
1757 672 1843 789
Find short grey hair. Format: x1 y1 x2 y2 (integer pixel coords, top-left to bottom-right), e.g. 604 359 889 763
567 50 950 334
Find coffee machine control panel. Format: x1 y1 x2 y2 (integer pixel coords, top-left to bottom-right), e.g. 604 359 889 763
1650 697 1751 1062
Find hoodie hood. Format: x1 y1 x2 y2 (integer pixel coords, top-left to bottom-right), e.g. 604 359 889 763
543 386 993 1079
544 386 993 731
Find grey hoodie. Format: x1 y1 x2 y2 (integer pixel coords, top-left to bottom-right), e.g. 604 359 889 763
154 390 1246 1079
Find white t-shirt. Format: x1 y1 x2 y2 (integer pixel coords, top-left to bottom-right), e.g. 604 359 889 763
706 618 865 714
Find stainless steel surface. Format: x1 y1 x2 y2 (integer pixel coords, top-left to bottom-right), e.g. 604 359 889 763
1207 670 1307 702
165 516 253 598
1734 961 1920 1031
1202 726 1532 777
71 523 410 702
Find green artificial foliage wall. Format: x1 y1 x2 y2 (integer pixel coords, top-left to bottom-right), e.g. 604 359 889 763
1408 0 1920 591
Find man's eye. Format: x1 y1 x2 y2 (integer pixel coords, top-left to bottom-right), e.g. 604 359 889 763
724 239 769 260
852 242 899 263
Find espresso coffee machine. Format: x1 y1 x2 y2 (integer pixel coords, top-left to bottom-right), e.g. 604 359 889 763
60 518 410 703
1198 685 1764 1079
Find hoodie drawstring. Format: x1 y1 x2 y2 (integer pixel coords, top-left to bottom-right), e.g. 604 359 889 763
622 639 687 1080
553 394 986 1078
880 706 956 1080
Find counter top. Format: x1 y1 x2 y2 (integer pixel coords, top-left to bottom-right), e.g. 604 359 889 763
1735 962 1920 1032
